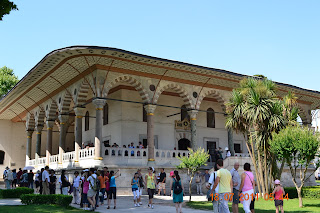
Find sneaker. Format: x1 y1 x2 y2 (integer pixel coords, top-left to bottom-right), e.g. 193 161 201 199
148 204 150 208
137 203 140 207
151 205 154 209
139 202 142 205
134 204 137 207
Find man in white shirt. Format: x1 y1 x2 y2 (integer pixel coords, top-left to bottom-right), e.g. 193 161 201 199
73 171 81 205
3 166 13 189
87 168 97 210
42 166 50 195
230 162 241 213
208 166 220 213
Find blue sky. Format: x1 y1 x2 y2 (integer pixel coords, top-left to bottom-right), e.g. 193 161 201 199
1 0 319 91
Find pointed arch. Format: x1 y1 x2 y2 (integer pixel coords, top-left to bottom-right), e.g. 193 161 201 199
195 89 226 112
74 80 92 107
34 108 46 128
296 104 310 124
45 101 58 121
26 112 35 131
153 83 194 109
104 75 150 102
58 92 73 114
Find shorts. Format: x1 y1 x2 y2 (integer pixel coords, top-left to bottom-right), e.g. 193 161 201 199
158 182 166 190
87 189 96 198
275 200 283 207
148 188 155 199
233 188 240 204
108 187 116 200
250 198 255 210
132 188 139 192
82 193 88 204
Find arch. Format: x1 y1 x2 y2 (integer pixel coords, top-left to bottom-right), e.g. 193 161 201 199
58 92 73 114
207 108 215 128
45 101 58 121
296 105 310 124
176 132 191 144
104 75 150 102
85 111 89 131
34 108 46 128
178 138 191 150
153 83 194 108
74 80 92 107
103 103 108 125
195 89 226 111
26 112 35 131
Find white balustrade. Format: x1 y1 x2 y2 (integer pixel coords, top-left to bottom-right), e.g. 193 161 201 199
29 159 36 166
63 151 75 162
79 147 95 159
38 157 46 165
155 149 189 159
103 147 148 158
49 154 59 163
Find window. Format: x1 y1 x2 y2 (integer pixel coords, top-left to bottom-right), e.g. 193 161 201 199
103 104 108 125
85 111 89 131
181 105 190 121
207 108 215 128
143 106 147 122
0 150 5 165
234 143 241 153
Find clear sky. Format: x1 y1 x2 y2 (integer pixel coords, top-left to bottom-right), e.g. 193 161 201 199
1 0 319 91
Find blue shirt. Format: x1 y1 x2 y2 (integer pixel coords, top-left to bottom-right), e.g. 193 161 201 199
110 176 116 187
132 178 139 189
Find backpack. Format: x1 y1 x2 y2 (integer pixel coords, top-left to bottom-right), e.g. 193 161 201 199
195 175 201 183
90 175 100 192
173 179 183 194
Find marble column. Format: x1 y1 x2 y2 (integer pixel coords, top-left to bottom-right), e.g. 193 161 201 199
74 107 85 164
26 130 33 163
93 99 106 160
35 126 43 160
144 104 157 164
227 128 235 156
188 110 198 150
46 121 55 166
58 114 69 164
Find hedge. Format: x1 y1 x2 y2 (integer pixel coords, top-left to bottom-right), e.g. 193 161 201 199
20 194 73 207
0 187 34 198
284 186 320 199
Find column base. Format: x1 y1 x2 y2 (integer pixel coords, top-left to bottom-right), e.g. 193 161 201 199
147 159 156 166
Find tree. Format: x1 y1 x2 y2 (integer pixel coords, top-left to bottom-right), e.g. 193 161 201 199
0 66 19 98
270 125 320 207
0 0 18 20
177 148 209 201
225 77 287 196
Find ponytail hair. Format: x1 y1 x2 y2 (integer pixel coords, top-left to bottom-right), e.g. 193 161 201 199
174 170 180 181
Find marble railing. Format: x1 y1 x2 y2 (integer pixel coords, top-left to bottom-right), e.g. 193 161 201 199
29 159 36 166
104 147 148 158
155 149 189 159
38 157 46 165
63 151 75 161
50 154 59 163
79 147 95 159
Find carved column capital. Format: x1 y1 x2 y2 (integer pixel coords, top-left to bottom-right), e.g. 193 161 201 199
74 107 86 117
92 99 106 110
188 110 198 120
144 104 157 115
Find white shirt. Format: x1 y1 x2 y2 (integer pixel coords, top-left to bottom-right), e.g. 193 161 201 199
42 170 50 182
87 174 97 190
208 171 219 194
73 176 81 188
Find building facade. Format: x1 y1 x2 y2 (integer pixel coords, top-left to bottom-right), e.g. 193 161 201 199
0 46 319 178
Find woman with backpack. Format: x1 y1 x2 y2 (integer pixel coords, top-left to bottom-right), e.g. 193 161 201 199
171 170 184 213
61 170 70 195
107 169 120 209
87 168 98 211
145 167 157 209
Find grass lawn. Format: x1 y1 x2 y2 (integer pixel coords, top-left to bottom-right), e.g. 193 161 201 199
0 205 87 213
187 198 320 213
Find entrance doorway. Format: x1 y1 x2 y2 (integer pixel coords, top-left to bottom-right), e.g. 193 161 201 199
178 138 191 150
207 141 217 162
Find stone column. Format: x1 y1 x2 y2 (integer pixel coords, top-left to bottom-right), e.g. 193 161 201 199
46 121 55 166
93 99 106 160
58 115 69 164
74 108 85 165
35 126 43 160
188 110 198 150
26 130 33 163
144 104 157 164
227 128 235 156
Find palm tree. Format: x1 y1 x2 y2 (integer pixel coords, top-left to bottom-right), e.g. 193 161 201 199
226 77 286 195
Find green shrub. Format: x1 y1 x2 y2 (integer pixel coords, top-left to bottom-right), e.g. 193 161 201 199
284 186 320 199
20 194 73 207
0 187 33 198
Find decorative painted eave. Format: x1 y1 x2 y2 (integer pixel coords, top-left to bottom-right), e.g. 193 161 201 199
0 45 319 121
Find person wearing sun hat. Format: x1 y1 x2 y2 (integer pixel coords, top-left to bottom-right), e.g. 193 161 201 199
272 179 285 213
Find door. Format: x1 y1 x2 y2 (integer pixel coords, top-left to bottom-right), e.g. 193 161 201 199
178 138 191 150
207 141 216 162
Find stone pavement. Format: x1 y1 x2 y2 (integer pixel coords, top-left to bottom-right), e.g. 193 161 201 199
0 195 211 212
71 195 211 212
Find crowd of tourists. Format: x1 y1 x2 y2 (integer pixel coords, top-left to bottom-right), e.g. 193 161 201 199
3 161 286 213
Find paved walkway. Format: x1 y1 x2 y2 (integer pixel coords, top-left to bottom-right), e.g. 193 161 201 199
0 195 211 212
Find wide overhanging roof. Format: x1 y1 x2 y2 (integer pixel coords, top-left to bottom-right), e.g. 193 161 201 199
1 45 320 121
